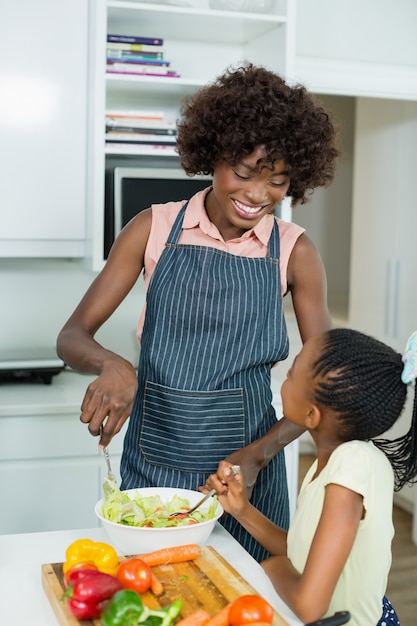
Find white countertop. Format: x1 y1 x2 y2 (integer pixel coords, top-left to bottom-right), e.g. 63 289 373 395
0 369 95 416
0 523 301 626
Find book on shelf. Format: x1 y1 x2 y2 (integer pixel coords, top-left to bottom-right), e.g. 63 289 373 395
106 49 164 61
105 130 177 143
105 109 165 121
106 116 176 128
105 136 177 146
108 34 163 46
106 65 180 78
107 42 164 53
105 125 177 136
107 58 171 67
105 142 178 156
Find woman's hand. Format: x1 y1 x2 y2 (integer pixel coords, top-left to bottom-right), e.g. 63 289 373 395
80 357 138 447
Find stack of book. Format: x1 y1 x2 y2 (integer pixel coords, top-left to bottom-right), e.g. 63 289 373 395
106 34 180 78
105 109 178 155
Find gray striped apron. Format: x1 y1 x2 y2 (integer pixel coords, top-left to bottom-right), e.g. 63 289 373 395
121 202 290 561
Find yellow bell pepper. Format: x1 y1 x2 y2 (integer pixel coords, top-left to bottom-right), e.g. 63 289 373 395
63 538 119 576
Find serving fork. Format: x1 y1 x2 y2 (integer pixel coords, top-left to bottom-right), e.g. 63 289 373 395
168 488 216 518
100 425 118 484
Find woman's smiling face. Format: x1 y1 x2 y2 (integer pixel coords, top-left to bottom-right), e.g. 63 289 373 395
206 145 290 239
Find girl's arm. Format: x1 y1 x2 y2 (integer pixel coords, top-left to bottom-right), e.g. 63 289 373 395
262 483 364 624
206 466 289 557
56 209 152 447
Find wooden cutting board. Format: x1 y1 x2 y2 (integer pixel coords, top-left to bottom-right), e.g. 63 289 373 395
42 546 289 626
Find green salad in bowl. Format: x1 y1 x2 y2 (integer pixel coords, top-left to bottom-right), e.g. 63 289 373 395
95 481 223 554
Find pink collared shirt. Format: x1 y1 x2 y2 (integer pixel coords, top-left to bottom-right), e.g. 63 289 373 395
137 187 305 341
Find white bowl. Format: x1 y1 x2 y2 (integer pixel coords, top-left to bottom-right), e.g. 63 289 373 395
95 486 223 555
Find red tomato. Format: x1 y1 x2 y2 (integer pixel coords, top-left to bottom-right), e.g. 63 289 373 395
229 595 274 625
116 558 152 594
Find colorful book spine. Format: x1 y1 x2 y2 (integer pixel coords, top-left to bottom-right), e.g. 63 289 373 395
105 143 178 156
107 34 163 45
106 64 180 77
106 49 164 60
105 125 177 135
107 58 170 67
107 42 164 53
105 134 176 144
105 109 165 120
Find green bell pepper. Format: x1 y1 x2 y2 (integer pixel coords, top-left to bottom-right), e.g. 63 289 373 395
100 589 182 626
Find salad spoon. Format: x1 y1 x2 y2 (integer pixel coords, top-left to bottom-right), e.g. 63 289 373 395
169 488 216 518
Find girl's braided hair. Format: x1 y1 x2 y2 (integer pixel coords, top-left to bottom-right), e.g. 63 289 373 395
312 328 417 491
176 62 340 205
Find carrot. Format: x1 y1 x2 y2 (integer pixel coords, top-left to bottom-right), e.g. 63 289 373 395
139 544 201 567
150 570 164 596
205 603 231 626
174 609 211 626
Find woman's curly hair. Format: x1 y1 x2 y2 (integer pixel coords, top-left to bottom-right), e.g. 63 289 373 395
176 62 340 205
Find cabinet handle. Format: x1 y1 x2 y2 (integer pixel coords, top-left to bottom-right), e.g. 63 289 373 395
385 259 400 338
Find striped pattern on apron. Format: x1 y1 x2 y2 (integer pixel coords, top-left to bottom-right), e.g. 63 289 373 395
121 202 290 561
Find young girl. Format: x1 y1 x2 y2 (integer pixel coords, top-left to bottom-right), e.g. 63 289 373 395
57 62 339 562
206 328 417 625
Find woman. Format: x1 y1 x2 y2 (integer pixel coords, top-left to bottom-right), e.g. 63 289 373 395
57 62 339 561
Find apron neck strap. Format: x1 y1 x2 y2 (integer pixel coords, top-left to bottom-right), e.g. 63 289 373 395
166 202 189 245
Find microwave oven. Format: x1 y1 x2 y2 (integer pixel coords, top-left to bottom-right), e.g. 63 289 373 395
104 166 212 258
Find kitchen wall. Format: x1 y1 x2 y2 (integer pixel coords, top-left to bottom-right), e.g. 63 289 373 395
0 258 143 365
290 93 355 317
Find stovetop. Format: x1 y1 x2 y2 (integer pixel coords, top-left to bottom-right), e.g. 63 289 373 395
0 348 65 385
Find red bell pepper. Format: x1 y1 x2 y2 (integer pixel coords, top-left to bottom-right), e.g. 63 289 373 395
64 569 122 620
64 562 100 587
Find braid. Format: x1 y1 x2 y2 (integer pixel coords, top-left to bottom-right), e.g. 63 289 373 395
312 328 417 491
374 388 417 490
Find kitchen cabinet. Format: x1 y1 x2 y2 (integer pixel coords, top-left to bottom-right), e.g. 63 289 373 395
349 97 417 541
294 0 417 100
0 371 126 534
0 0 90 258
87 0 296 269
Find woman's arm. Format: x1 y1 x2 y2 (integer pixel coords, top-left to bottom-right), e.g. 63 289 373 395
287 233 332 342
262 483 364 624
56 209 152 446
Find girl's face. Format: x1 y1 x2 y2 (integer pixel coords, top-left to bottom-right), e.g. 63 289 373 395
281 335 320 428
206 146 290 239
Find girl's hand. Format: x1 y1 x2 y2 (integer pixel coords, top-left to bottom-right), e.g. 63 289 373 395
204 463 250 518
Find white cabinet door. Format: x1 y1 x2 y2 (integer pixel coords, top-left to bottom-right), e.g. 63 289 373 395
0 405 130 534
0 459 101 534
0 0 89 258
0 412 101 534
